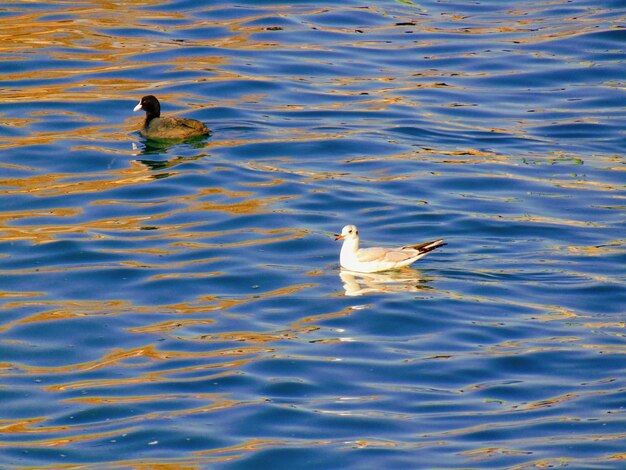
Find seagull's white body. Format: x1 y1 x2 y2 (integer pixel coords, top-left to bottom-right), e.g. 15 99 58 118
335 224 445 273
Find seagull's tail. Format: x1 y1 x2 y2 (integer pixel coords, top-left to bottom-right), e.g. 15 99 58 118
403 239 446 254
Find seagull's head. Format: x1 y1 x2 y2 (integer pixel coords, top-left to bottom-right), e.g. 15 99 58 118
335 224 359 241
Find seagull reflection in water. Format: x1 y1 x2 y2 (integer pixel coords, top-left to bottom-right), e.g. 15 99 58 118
339 268 434 296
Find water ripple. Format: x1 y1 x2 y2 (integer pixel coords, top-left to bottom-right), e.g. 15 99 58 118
1 0 625 468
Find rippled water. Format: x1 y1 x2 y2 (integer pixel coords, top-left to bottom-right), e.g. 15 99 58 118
1 1 625 468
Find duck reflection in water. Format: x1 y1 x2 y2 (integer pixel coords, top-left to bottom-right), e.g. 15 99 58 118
339 268 434 296
132 138 208 159
135 153 208 172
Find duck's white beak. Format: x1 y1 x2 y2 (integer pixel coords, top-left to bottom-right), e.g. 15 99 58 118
133 100 142 112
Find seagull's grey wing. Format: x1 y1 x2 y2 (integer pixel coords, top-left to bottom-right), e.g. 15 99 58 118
357 247 414 263
356 247 389 262
384 249 418 262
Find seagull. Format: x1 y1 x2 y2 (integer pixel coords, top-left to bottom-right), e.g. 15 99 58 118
335 224 445 273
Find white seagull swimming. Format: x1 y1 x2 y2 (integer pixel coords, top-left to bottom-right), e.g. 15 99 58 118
335 224 445 273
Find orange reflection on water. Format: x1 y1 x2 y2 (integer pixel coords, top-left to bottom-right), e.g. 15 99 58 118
461 446 531 462
64 391 225 406
0 162 159 198
23 342 273 381
102 438 294 468
1 432 124 450
0 299 138 333
41 353 268 393
65 391 264 422
129 318 215 334
0 155 307 246
0 417 48 434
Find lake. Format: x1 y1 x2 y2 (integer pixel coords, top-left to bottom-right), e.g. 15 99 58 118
1 1 625 468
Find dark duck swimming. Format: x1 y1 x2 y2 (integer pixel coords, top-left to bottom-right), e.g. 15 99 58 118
133 95 210 140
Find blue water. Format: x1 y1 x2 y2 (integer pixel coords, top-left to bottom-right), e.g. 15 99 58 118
1 1 625 468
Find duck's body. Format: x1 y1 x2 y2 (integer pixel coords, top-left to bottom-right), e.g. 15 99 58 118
335 224 445 273
140 115 210 140
133 95 209 140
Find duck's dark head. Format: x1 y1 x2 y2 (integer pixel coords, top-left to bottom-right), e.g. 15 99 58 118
133 95 161 124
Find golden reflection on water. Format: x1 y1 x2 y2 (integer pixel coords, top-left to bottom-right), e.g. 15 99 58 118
0 162 155 197
0 299 137 333
0 427 125 449
0 153 308 244
105 438 296 468
1 0 618 133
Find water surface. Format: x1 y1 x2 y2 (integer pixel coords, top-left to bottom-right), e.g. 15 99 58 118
1 1 625 468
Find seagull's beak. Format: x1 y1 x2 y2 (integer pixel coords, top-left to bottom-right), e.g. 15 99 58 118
334 233 345 241
133 101 143 112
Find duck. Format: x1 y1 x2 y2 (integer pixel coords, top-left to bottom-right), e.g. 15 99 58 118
335 224 445 273
133 95 210 140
